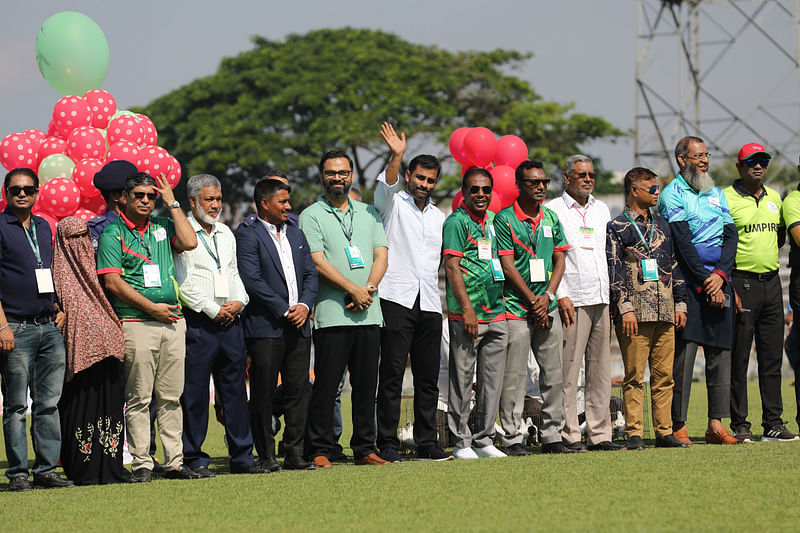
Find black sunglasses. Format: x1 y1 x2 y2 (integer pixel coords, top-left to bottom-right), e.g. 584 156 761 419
573 171 596 180
519 178 550 188
742 157 769 169
467 185 492 195
132 192 158 201
6 185 38 197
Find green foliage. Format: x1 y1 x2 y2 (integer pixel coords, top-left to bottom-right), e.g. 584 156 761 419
136 28 623 207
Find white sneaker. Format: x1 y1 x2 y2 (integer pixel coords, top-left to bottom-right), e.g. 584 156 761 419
453 446 479 460
473 444 507 458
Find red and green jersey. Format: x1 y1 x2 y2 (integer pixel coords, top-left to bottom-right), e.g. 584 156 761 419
494 202 569 319
442 206 505 322
97 213 180 321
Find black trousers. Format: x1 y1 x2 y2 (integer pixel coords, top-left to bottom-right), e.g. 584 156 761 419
730 273 784 430
247 327 311 460
305 325 380 460
376 297 442 451
790 268 800 428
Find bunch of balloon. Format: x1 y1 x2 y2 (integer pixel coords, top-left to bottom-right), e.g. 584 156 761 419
448 127 529 213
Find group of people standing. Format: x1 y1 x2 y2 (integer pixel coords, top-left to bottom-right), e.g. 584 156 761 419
2 126 798 491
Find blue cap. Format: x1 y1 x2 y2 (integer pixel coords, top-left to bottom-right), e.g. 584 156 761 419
94 160 137 192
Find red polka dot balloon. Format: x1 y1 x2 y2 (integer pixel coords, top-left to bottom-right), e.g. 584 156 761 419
52 96 92 138
47 119 61 138
139 146 173 179
165 153 181 189
106 141 141 168
23 129 47 146
83 89 117 129
137 114 158 147
0 133 41 171
107 115 144 146
67 126 106 161
80 192 106 215
39 177 81 218
72 208 97 222
72 158 104 198
38 136 68 159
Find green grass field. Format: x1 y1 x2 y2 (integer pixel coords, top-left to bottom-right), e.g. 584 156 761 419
2 381 798 532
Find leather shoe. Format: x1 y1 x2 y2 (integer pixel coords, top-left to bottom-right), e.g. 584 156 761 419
283 456 315 470
673 426 692 446
312 455 332 469
192 465 216 478
8 476 32 492
627 435 645 450
705 427 740 445
164 465 201 479
260 456 283 473
541 442 580 454
130 468 152 483
230 462 267 474
588 441 624 451
354 453 391 465
655 434 690 448
564 440 587 452
33 472 75 489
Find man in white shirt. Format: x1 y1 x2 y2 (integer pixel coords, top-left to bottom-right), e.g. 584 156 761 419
175 174 262 476
374 123 452 462
545 155 622 451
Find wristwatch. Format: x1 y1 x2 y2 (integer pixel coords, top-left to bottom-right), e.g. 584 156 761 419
168 200 180 209
545 291 556 303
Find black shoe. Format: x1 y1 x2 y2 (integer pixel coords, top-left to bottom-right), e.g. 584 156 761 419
230 462 267 474
130 468 152 483
8 476 32 492
259 456 283 473
192 465 216 478
151 457 164 473
588 441 624 451
627 435 645 450
329 450 349 463
378 448 402 463
283 456 315 470
541 442 579 454
32 472 75 489
563 440 587 452
416 447 454 461
164 465 201 480
504 443 531 457
762 422 800 442
731 425 754 443
655 434 690 448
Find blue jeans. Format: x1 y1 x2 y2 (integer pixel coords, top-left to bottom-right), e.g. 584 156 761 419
1 321 66 479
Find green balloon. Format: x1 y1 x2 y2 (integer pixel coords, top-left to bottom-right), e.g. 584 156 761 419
38 153 76 184
35 11 109 96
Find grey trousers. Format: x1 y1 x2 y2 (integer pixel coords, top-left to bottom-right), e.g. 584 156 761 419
447 320 508 449
671 338 731 423
501 314 564 446
561 304 612 445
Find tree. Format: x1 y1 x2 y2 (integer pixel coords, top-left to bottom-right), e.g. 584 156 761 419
136 28 624 207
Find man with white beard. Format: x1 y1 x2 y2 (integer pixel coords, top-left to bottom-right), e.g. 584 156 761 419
658 137 740 445
175 174 263 476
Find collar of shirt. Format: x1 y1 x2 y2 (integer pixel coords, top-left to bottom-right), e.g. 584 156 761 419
397 188 435 211
258 216 286 237
561 191 596 210
462 203 488 228
624 206 652 222
120 211 150 236
188 213 220 236
512 201 544 230
731 179 766 200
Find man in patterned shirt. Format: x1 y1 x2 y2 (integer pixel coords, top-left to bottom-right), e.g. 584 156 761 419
607 167 688 450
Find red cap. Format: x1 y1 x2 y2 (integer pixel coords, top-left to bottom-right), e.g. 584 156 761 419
737 142 771 163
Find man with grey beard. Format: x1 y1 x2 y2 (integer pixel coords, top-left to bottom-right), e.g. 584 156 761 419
657 136 740 445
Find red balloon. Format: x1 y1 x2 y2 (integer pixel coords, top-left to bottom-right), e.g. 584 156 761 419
494 135 529 169
0 197 6 212
137 114 158 146
0 133 40 171
490 165 519 208
80 193 107 215
83 89 117 129
72 208 97 222
39 177 81 218
36 212 58 243
464 127 497 167
452 190 464 211
39 136 68 159
165 153 181 189
448 127 472 166
106 141 141 168
23 129 47 146
139 146 173 179
488 191 504 214
67 126 106 161
107 116 144 146
72 158 104 198
52 96 92 138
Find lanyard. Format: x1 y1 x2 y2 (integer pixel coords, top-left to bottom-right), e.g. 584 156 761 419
130 223 153 260
624 211 655 253
24 221 42 267
525 213 543 258
198 230 221 271
570 203 589 227
323 197 355 243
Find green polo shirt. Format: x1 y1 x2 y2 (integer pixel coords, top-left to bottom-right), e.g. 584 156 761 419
299 195 388 329
97 213 180 321
494 202 570 319
723 181 782 273
782 189 800 267
442 206 505 323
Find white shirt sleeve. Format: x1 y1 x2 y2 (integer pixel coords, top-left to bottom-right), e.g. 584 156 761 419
374 169 398 219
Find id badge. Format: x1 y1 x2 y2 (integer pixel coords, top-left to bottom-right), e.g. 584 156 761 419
579 227 594 249
490 258 505 281
143 264 162 288
529 258 546 283
345 246 365 269
477 239 492 260
213 271 229 298
542 226 552 238
641 258 659 281
35 268 55 293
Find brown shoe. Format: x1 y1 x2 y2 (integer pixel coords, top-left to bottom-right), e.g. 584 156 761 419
673 426 692 446
354 453 391 466
705 427 740 445
312 455 332 469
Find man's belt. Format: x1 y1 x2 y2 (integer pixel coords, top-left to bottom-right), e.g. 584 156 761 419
5 313 55 325
732 269 778 282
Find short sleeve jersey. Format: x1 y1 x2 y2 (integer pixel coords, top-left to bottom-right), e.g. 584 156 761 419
723 182 782 273
96 214 180 321
442 206 505 323
494 203 569 319
782 189 800 267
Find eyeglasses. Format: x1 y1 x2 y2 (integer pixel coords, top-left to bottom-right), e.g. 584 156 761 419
519 178 551 188
742 157 770 169
634 184 660 195
6 185 38 197
467 185 492 195
686 152 711 161
132 192 158 201
323 170 352 179
572 171 596 180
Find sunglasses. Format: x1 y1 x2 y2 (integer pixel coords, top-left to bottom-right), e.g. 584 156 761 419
573 171 596 180
634 184 660 194
132 192 158 201
467 185 492 195
6 185 38 197
742 157 770 169
519 178 551 188
323 170 352 178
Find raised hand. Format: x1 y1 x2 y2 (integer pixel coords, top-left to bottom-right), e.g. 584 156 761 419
380 122 406 157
